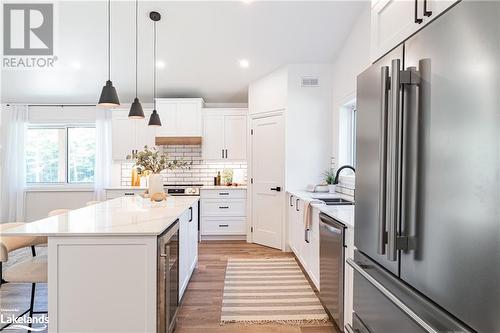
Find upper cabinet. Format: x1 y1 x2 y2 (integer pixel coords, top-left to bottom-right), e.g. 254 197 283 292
371 0 457 62
202 108 247 162
111 109 156 160
155 98 204 137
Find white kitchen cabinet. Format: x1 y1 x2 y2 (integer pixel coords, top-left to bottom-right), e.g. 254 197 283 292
156 98 204 137
202 115 225 160
200 188 247 238
202 109 247 162
105 188 145 200
111 110 156 160
286 193 319 290
371 0 457 61
179 201 198 300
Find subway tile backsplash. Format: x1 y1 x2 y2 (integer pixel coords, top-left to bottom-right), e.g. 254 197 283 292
120 145 247 186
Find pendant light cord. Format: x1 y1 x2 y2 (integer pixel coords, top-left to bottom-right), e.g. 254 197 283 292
153 21 157 110
107 0 111 80
135 0 138 98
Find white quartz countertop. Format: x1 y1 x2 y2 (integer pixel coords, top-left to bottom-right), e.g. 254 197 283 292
1 196 199 237
201 185 247 190
287 189 355 228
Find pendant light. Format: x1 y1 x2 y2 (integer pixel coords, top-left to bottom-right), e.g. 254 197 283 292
148 11 162 127
128 0 144 118
98 0 120 108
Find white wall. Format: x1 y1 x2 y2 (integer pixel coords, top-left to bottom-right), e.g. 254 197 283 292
24 190 94 221
331 3 371 168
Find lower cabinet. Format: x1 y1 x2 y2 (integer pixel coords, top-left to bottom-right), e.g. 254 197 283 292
200 189 247 238
179 201 199 300
287 193 320 290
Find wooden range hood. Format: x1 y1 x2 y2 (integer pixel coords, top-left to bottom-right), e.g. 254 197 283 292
155 136 202 145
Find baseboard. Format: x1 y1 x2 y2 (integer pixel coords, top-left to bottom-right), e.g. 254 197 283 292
201 235 247 241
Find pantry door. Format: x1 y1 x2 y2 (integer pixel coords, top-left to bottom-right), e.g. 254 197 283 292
250 113 285 249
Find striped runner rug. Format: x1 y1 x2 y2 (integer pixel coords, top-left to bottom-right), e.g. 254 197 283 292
221 257 328 324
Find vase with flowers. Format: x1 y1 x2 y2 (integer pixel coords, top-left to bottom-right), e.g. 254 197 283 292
130 146 191 196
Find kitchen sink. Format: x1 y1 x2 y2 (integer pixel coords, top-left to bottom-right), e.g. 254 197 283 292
320 198 354 206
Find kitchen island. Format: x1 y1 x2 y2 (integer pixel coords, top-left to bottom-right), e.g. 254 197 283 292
2 196 199 333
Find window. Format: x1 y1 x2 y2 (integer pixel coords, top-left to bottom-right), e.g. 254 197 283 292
338 99 357 168
25 125 96 184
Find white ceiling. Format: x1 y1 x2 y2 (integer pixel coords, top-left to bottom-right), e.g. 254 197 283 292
1 1 367 104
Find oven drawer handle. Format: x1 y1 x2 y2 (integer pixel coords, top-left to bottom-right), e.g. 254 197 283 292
346 258 438 333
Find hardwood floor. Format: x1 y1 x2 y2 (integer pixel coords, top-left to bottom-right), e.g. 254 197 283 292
0 241 336 333
176 241 335 333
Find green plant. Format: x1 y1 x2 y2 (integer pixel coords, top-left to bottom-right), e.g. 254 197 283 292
131 146 191 176
322 169 336 185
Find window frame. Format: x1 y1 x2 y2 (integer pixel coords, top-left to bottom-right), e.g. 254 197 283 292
25 123 96 187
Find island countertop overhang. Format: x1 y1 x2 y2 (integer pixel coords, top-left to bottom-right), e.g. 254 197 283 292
1 196 200 237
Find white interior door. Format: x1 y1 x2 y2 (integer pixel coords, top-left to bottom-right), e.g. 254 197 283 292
251 114 285 249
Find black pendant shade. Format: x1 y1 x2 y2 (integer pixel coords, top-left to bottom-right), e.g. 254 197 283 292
148 109 162 126
148 11 162 127
98 0 120 108
98 80 120 108
129 97 145 118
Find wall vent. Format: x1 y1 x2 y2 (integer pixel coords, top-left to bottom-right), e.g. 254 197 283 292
301 77 319 87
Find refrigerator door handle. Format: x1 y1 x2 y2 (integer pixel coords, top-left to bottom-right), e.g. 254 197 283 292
347 258 439 333
378 66 390 255
399 65 421 251
387 58 402 262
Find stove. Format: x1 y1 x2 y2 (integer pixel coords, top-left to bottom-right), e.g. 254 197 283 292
163 184 202 196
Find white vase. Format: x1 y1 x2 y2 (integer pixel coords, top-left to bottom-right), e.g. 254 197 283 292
328 184 336 194
148 173 164 195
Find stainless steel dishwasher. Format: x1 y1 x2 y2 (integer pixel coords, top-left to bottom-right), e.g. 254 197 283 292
319 212 346 332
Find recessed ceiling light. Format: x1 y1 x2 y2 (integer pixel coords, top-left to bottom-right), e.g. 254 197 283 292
156 60 166 69
71 61 81 70
239 59 249 68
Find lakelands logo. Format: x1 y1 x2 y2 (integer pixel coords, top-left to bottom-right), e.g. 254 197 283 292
0 312 49 331
3 3 57 68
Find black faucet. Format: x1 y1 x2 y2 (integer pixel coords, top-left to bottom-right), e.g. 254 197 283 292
333 165 355 185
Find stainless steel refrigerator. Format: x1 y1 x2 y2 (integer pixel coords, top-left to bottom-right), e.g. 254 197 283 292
351 1 499 332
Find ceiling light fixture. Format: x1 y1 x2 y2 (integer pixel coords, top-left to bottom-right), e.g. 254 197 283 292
128 0 145 119
239 59 250 68
97 0 120 108
148 11 162 127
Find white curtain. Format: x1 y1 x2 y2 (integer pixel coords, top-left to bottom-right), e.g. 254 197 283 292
0 104 28 222
94 108 112 201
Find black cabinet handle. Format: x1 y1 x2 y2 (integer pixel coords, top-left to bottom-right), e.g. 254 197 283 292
295 198 300 212
414 0 423 24
124 192 135 196
289 195 294 207
221 149 224 158
219 206 229 209
219 192 229 196
423 0 432 17
189 207 193 222
270 187 281 192
219 224 229 227
225 149 228 159
305 229 310 243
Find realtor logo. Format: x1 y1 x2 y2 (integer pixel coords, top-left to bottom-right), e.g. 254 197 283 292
3 3 53 56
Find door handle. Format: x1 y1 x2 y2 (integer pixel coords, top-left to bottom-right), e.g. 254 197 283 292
387 59 402 262
189 206 193 222
270 186 281 192
414 0 423 24
289 195 294 206
295 198 300 212
378 66 389 255
423 0 432 17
